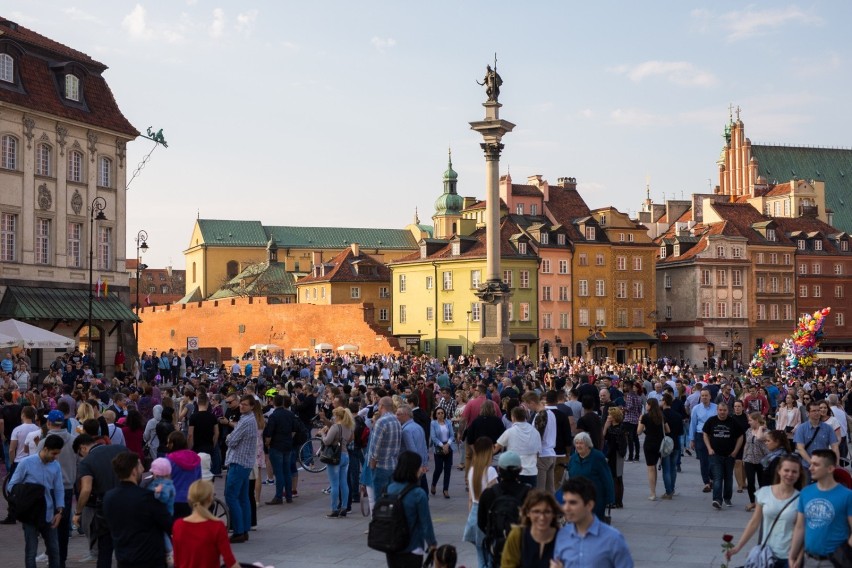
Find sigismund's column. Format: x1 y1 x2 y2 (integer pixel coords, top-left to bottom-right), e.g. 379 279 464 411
469 62 515 363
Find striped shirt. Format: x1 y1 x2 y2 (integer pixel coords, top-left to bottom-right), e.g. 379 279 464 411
225 413 258 469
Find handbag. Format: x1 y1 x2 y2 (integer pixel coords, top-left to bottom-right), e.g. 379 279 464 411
360 485 370 517
659 420 674 458
743 495 797 568
319 426 342 465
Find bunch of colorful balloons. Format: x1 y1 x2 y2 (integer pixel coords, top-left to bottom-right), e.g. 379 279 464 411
749 341 779 377
783 307 831 374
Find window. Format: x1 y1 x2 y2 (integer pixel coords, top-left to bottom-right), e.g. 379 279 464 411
702 302 712 318
755 253 764 264
423 341 431 354
65 74 80 101
812 263 822 275
836 285 844 299
160 285 169 294
595 279 605 297
757 276 765 292
539 232 548 245
815 240 824 251
578 253 588 266
442 271 453 290
312 288 317 300
633 256 642 271
1 135 17 170
616 281 627 299
732 270 742 287
1 212 17 261
471 303 481 322
837 313 845 327
520 270 530 288
559 286 569 301
399 305 407 323
321 288 326 299
516 204 524 215
769 253 778 265
842 241 849 252
659 245 667 259
97 226 111 270
599 214 607 226
732 247 742 258
542 313 552 329
518 242 527 255
471 270 481 289
616 256 627 271
813 285 821 298
702 270 712 286
148 285 156 293
67 222 81 268
665 305 672 319
664 274 671 289
784 254 791 265
595 308 606 326
557 234 566 245
784 277 792 293
717 302 727 318
451 242 460 256
578 308 589 327
800 285 808 298
628 233 635 242
733 302 743 318
378 308 388 321
717 269 727 287
36 144 52 176
716 245 725 258
558 260 568 274
560 313 569 329
0 54 12 83
520 303 530 321
797 240 806 251
616 309 628 327
619 233 625 243
757 304 766 320
508 303 513 321
633 309 643 327
68 150 83 182
799 263 807 275
379 286 389 298
770 304 780 320
542 286 552 301
835 263 843 275
595 254 605 266
443 303 453 322
426 307 433 320
350 286 361 299
530 204 537 216
673 244 681 256
770 277 778 293
766 228 776 241
541 259 551 273
425 275 432 290
578 279 588 296
632 281 643 299
98 157 112 188
502 270 513 287
35 218 50 264
784 305 793 320
398 274 406 292
585 226 595 240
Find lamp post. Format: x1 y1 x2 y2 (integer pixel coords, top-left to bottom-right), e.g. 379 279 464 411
466 311 472 355
725 328 739 367
87 197 107 353
134 230 149 342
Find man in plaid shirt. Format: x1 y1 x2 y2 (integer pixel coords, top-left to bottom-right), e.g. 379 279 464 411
437 388 457 419
367 396 401 496
224 395 258 543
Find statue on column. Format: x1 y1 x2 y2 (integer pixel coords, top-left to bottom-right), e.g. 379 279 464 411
477 64 502 103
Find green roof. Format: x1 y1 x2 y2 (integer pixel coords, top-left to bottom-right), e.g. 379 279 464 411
197 220 418 250
751 145 852 233
177 287 203 304
209 262 298 299
0 286 139 322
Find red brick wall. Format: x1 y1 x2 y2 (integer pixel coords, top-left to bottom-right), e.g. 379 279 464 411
137 297 400 357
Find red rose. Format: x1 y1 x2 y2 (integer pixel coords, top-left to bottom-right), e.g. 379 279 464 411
722 534 734 543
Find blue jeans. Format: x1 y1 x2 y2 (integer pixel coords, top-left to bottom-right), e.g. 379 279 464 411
326 452 350 512
694 436 711 485
661 449 678 495
709 454 735 504
3 439 10 471
23 522 60 568
371 466 393 497
269 448 293 501
224 463 252 535
432 450 453 491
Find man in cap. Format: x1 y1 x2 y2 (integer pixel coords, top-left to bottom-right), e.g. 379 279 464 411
42 410 77 568
477 451 532 567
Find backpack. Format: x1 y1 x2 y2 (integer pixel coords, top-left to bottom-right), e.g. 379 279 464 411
353 415 370 449
367 483 417 553
533 409 548 436
483 485 523 566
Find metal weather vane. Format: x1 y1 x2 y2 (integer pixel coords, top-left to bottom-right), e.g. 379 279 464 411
126 126 169 190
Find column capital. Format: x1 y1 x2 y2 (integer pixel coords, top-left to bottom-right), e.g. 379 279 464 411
480 142 504 161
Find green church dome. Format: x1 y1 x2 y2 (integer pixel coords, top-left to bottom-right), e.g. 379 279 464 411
434 192 463 215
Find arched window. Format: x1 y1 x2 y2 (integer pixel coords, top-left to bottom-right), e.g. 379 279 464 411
1 135 17 170
0 54 13 83
36 143 52 176
226 260 239 279
98 157 112 187
68 150 83 182
192 262 196 283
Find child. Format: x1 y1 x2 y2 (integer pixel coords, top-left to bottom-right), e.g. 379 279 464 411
148 458 176 566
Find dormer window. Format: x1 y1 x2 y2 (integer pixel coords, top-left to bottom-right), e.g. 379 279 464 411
0 54 12 83
842 240 849 252
673 244 681 256
518 242 527 255
540 233 549 245
599 214 607 226
585 226 595 240
557 234 565 246
815 240 823 251
451 242 460 256
516 204 524 215
766 228 776 242
65 74 80 101
798 239 806 250
659 245 667 259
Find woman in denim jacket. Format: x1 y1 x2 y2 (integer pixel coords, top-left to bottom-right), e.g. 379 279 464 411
385 451 437 568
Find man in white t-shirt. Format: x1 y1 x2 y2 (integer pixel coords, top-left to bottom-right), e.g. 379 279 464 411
13 362 29 393
495 406 541 488
9 406 40 467
523 391 556 493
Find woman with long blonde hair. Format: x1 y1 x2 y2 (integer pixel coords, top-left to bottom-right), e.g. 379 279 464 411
172 480 239 568
321 406 354 518
463 436 497 567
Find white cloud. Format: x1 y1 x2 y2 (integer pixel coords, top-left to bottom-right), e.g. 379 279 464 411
209 8 226 38
122 5 153 41
612 61 717 87
236 10 258 35
370 36 396 52
715 6 822 41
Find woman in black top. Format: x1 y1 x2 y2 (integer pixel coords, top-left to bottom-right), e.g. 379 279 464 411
731 399 749 493
464 398 505 445
637 398 668 500
500 490 559 568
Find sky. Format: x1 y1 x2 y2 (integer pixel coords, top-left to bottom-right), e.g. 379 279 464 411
5 2 852 268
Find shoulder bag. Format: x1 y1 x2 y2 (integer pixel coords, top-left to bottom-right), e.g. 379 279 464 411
319 425 342 465
659 418 674 458
743 494 797 568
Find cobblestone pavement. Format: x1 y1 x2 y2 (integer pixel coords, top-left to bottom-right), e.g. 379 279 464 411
0 449 754 568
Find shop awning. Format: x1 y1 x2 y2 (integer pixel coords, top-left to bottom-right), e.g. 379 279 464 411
0 286 139 322
591 332 657 342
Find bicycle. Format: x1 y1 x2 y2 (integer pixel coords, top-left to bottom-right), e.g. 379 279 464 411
209 496 230 529
297 436 327 473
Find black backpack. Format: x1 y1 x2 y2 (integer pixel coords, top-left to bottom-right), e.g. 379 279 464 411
367 483 417 553
483 485 523 566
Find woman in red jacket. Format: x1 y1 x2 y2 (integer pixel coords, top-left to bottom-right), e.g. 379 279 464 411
172 480 239 568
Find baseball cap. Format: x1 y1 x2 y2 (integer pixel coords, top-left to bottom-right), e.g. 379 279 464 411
46 410 65 424
497 451 522 469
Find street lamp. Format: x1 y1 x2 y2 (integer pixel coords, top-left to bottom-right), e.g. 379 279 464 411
87 197 107 354
134 230 149 343
466 311 472 355
725 328 740 366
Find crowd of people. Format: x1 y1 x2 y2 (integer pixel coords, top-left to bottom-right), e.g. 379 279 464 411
1 347 852 567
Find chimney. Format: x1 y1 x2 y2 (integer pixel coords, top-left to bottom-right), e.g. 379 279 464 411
557 177 577 190
311 251 323 267
350 242 360 257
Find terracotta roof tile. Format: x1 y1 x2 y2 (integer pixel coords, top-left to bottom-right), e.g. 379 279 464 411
296 248 390 284
543 186 592 240
511 184 543 197
391 219 528 264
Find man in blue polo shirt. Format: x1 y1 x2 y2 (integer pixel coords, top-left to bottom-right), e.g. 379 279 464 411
789 449 852 567
689 388 717 493
794 402 840 470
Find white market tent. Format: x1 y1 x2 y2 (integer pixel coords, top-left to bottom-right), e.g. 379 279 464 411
0 319 75 348
314 343 333 351
0 332 17 348
249 343 281 351
337 344 359 351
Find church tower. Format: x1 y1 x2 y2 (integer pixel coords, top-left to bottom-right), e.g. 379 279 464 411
432 149 464 239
